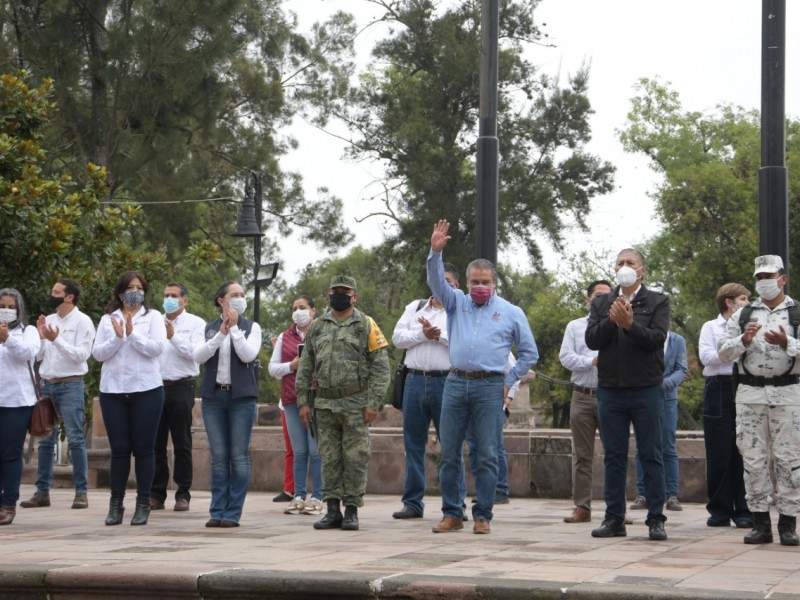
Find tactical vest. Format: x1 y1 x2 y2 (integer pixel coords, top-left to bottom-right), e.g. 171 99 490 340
736 303 800 377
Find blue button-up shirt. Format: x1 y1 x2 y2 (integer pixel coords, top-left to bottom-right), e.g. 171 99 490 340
427 249 539 387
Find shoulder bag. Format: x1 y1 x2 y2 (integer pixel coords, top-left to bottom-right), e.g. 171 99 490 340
27 363 57 438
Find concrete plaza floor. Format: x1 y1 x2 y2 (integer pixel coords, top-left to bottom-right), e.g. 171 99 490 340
1 487 798 599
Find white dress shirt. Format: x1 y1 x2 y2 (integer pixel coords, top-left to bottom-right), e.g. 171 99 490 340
92 308 167 393
0 324 40 407
391 298 450 371
37 307 96 380
159 310 206 381
193 322 262 385
699 314 735 377
558 315 599 388
268 330 305 380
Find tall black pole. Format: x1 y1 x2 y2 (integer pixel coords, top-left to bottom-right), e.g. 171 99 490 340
252 172 263 325
475 0 499 264
759 0 789 272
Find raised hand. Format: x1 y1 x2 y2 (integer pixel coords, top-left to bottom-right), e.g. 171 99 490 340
431 219 451 252
164 318 175 340
111 317 124 338
418 315 441 340
125 314 134 336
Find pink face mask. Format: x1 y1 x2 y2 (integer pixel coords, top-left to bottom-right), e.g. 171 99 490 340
469 285 493 305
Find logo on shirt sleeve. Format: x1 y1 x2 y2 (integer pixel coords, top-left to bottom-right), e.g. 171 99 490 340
367 317 389 352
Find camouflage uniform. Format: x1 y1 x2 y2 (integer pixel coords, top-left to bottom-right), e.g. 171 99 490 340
296 304 389 508
719 295 800 517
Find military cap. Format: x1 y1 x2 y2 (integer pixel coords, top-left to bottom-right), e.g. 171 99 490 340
329 275 357 290
753 255 784 276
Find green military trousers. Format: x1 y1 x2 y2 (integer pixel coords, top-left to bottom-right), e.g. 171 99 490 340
316 408 370 507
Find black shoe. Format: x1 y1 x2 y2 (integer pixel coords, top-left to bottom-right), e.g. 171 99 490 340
744 511 773 544
707 517 731 527
734 517 753 529
130 500 150 526
494 495 510 505
591 517 627 538
342 505 359 531
778 514 799 546
272 491 294 502
105 497 124 526
314 499 343 530
648 519 667 541
392 505 423 519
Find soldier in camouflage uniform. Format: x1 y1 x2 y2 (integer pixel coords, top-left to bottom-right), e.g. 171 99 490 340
296 275 390 531
718 255 800 547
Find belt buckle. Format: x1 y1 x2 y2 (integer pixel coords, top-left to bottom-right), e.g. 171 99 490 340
218 384 232 391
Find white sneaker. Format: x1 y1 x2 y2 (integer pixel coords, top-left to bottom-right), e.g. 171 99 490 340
284 496 306 515
301 497 324 516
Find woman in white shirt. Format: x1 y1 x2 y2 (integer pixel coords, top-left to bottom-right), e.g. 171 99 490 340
0 289 40 526
92 271 166 526
193 282 261 528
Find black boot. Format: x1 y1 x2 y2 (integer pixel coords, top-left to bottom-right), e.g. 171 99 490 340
313 499 343 530
778 514 800 546
130 499 151 526
743 511 773 544
105 496 125 526
342 505 359 531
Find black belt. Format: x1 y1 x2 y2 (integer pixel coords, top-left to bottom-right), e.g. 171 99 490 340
408 369 450 377
707 375 733 383
215 384 232 391
163 377 194 387
738 374 800 387
573 385 597 396
450 369 504 379
43 375 82 385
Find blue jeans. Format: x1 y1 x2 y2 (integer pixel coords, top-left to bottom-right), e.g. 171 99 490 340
283 402 322 500
465 416 509 498
400 372 446 514
0 405 34 507
635 396 678 498
37 380 88 493
99 387 164 502
439 374 504 521
597 386 665 524
202 389 256 523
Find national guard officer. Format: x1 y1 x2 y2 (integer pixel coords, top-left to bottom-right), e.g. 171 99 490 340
296 275 390 531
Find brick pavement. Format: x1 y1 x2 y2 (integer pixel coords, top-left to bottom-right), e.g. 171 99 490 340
1 487 798 599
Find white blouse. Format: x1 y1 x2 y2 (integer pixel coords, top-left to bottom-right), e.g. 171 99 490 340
0 324 41 407
92 308 167 393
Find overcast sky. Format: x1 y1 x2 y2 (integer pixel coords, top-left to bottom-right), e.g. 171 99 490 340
278 0 800 282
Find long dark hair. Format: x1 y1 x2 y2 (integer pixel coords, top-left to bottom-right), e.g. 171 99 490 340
105 270 150 314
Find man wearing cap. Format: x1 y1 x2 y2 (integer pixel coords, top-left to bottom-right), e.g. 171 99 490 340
296 275 390 531
427 220 539 535
718 255 800 547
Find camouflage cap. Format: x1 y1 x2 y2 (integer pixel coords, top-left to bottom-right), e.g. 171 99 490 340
753 255 784 276
330 275 357 290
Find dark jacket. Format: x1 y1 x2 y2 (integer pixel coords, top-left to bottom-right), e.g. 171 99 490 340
199 316 258 400
585 285 670 388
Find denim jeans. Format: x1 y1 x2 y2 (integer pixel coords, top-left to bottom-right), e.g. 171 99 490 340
0 405 34 506
37 380 88 494
152 381 195 503
400 372 446 514
703 377 749 524
635 396 678 498
597 385 665 523
439 373 504 521
202 388 256 523
465 417 509 498
283 402 322 500
99 387 164 503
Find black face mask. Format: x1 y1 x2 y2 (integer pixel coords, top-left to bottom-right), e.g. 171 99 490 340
329 292 353 312
47 295 65 310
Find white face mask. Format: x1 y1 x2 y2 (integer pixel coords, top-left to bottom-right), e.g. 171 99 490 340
0 308 17 323
228 297 247 316
755 278 782 301
292 308 312 328
616 266 640 288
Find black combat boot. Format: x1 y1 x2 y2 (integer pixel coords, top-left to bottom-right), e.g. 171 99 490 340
778 514 800 546
105 495 125 526
130 498 151 526
342 505 359 531
313 499 343 530
743 511 773 544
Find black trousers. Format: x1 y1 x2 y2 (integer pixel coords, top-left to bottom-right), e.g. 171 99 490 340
151 381 195 502
703 378 750 523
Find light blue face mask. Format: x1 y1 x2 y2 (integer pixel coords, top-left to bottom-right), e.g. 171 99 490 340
162 297 180 314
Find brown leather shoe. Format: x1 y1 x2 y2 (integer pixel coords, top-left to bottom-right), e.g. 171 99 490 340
564 507 591 523
149 498 165 510
0 506 16 526
432 517 464 533
473 517 491 534
174 498 190 512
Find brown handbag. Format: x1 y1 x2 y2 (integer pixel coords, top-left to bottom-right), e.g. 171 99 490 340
27 363 57 438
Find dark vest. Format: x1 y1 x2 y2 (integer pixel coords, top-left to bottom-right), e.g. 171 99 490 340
279 324 303 405
199 316 258 400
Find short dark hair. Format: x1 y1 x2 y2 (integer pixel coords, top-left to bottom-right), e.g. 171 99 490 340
443 262 459 282
58 278 81 305
166 282 189 298
106 271 150 314
587 280 613 297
